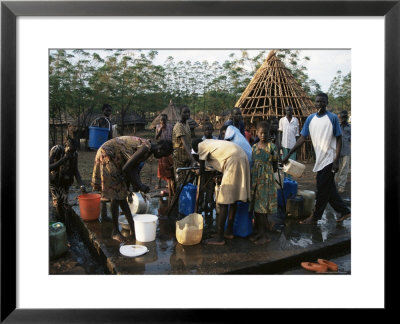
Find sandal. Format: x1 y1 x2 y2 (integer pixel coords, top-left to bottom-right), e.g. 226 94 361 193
299 216 318 225
336 213 351 223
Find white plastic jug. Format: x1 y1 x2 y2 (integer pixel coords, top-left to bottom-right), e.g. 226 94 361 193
176 213 203 246
298 190 316 218
283 159 306 178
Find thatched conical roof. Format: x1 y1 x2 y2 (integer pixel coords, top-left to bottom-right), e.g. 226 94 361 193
236 50 315 124
150 100 181 129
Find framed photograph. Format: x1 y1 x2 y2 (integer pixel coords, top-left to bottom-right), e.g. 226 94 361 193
1 0 397 321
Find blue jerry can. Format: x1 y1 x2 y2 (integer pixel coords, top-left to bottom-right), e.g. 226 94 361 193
224 202 253 238
277 178 298 207
178 183 197 216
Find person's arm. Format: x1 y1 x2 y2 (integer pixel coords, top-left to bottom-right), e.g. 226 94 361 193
199 159 205 175
295 118 300 142
155 126 162 140
74 165 87 193
122 146 150 193
271 143 278 172
180 136 197 165
277 130 282 152
282 135 306 164
49 149 70 171
331 114 343 173
332 135 342 173
277 118 283 152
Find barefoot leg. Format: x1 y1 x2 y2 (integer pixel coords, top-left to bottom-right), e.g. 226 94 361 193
119 199 135 237
111 199 123 238
224 202 237 239
208 204 228 243
112 231 126 243
299 215 318 225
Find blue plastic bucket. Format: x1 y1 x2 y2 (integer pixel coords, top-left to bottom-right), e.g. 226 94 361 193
88 126 109 149
224 202 253 238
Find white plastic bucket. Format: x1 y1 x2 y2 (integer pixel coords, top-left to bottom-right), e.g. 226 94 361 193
133 214 158 242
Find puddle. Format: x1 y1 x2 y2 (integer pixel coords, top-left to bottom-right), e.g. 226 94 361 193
279 207 351 250
64 192 351 274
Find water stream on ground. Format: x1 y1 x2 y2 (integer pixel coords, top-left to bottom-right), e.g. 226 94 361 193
54 192 350 274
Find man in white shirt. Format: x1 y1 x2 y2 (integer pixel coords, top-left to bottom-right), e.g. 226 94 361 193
278 106 299 179
282 93 351 224
278 106 299 160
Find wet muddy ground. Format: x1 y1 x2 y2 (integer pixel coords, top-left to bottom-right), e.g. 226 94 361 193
50 161 351 275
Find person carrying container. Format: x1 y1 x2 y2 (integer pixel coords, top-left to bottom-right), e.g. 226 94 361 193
49 135 87 229
91 103 114 140
282 93 351 224
192 138 251 245
91 136 173 242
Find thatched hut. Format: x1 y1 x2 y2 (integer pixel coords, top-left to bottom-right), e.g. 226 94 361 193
235 50 316 160
49 113 75 148
150 100 181 129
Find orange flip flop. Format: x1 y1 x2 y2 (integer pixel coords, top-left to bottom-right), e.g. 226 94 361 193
301 262 328 273
317 259 338 272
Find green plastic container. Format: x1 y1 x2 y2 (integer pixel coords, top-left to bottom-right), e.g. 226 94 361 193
49 222 68 259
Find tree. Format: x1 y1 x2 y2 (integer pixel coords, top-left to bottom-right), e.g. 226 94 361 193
328 70 351 113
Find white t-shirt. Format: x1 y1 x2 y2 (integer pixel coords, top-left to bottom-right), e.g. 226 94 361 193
301 111 342 172
278 116 299 149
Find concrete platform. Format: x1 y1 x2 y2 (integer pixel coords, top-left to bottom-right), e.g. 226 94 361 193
71 193 351 275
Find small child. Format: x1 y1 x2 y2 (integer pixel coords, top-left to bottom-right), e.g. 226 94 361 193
202 122 217 140
249 120 278 245
49 135 86 229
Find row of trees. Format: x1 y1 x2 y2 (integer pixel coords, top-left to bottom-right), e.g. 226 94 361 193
49 49 351 137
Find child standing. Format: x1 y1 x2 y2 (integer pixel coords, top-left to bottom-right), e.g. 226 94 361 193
249 120 278 245
49 136 87 229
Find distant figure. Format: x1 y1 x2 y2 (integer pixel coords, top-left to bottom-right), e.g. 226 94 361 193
269 117 279 144
172 106 197 190
192 139 251 245
223 107 245 137
202 122 217 140
335 110 351 193
91 136 173 242
49 136 87 229
249 120 278 245
94 103 113 140
282 93 351 224
244 129 252 144
278 106 299 177
155 114 174 196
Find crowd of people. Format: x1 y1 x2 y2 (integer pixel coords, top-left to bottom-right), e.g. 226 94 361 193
49 92 351 244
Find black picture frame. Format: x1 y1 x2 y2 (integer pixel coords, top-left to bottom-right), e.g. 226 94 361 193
1 0 398 321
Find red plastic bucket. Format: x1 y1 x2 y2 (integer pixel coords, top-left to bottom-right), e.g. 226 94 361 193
78 193 101 221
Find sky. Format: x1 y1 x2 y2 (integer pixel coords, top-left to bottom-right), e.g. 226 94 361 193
150 49 351 92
